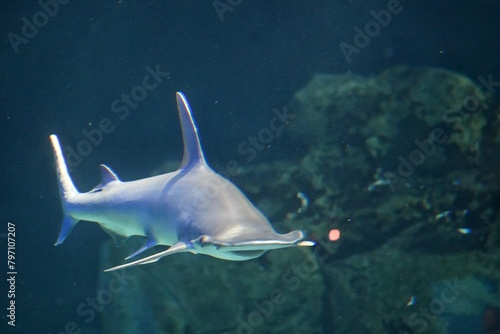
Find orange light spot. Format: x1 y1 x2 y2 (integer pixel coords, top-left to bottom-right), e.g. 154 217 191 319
328 229 340 241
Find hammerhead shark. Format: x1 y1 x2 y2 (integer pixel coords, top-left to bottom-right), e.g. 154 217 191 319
50 92 313 271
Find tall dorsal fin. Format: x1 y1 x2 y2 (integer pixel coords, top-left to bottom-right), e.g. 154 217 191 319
176 92 207 168
91 164 120 192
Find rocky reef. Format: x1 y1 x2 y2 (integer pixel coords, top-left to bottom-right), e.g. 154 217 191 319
99 66 500 333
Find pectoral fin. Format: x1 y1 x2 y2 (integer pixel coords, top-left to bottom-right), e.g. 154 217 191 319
125 237 158 260
103 241 192 272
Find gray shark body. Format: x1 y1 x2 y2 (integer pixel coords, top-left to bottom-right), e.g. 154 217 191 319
51 92 313 271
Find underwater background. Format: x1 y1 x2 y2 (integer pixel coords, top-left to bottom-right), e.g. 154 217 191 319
1 1 499 333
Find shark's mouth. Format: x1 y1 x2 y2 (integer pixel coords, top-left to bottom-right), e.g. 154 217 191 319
227 250 266 259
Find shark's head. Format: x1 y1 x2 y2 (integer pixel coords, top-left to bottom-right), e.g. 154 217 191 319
190 235 267 260
168 165 313 261
187 227 309 261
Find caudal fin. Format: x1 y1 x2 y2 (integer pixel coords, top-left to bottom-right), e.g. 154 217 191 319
49 135 80 245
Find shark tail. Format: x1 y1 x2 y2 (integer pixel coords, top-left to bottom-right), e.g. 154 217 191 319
49 135 81 246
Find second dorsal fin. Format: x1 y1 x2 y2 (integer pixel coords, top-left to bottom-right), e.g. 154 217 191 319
99 164 120 185
91 164 120 192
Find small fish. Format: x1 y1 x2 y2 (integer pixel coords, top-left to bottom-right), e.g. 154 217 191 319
50 92 314 272
435 211 453 220
297 192 309 213
457 228 471 234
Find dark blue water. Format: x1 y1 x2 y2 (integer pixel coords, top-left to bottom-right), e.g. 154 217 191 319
1 1 499 333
